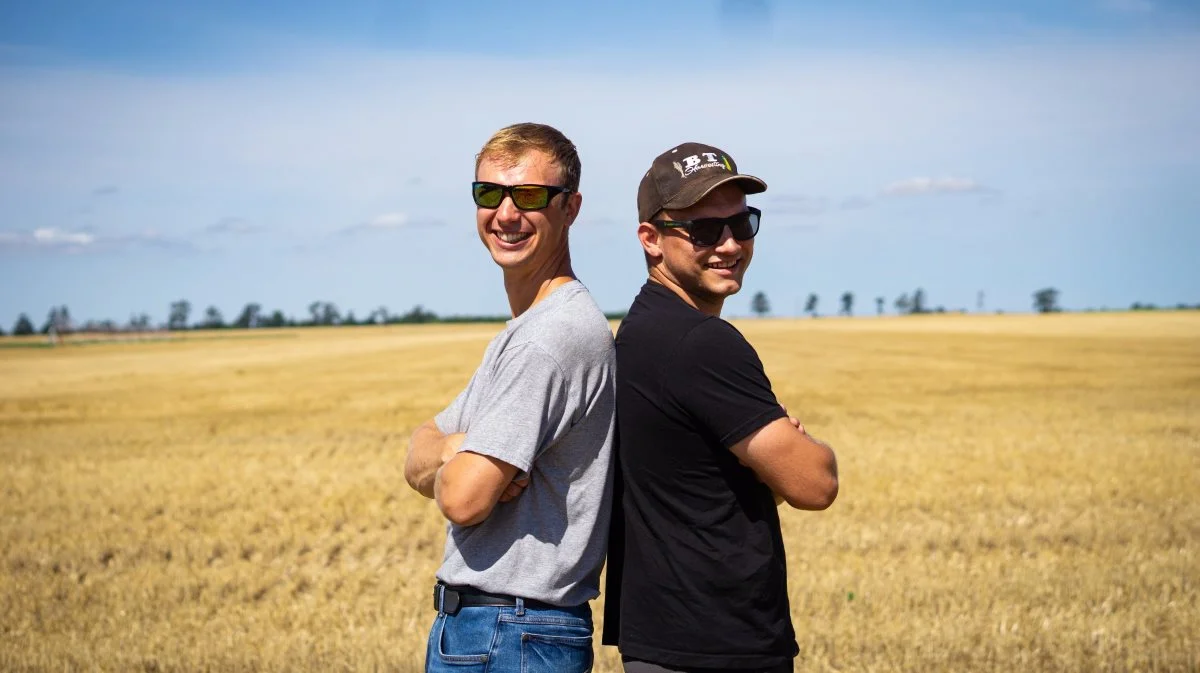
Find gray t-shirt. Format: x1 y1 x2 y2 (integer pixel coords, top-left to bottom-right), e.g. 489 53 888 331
434 280 616 607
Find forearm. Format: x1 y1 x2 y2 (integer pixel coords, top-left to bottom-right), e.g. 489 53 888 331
434 452 517 527
404 420 455 499
786 432 839 510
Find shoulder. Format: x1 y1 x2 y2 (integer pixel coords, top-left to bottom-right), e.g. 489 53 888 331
519 285 615 364
678 317 755 358
617 284 708 348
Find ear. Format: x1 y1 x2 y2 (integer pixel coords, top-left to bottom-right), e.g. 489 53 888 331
637 221 663 261
562 191 582 226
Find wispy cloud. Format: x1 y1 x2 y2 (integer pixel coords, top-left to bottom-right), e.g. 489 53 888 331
91 185 119 197
840 196 874 210
0 227 193 253
769 194 829 216
338 212 445 236
882 177 995 197
205 216 264 235
0 227 97 251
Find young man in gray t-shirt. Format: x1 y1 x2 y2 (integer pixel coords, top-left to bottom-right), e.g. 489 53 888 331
404 123 615 673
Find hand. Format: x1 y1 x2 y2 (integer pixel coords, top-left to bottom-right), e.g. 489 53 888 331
441 433 467 465
780 405 805 435
498 475 530 503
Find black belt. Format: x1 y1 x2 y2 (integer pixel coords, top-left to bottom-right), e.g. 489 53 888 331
433 582 557 614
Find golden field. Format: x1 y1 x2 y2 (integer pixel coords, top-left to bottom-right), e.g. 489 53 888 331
1 312 1197 672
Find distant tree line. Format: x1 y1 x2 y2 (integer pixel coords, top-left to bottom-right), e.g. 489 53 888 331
7 289 1200 337
5 300 629 337
742 287 1199 319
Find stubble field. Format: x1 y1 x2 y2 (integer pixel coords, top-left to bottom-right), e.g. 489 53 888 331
1 312 1197 672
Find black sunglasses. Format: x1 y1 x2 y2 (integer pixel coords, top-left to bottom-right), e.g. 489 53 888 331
652 207 761 247
472 182 571 211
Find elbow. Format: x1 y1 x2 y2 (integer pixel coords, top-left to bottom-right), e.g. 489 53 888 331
783 474 839 511
402 457 427 497
437 490 493 527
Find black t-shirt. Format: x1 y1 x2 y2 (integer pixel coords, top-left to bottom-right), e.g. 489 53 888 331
602 281 796 669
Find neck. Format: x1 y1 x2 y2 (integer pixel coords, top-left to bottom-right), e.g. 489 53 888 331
647 269 724 317
504 251 576 318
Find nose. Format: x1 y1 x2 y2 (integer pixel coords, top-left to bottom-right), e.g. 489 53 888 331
712 225 742 253
495 194 521 226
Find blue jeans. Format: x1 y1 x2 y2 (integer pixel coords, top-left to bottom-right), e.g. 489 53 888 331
424 599 593 673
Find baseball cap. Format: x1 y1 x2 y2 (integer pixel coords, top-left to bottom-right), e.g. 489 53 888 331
636 142 767 223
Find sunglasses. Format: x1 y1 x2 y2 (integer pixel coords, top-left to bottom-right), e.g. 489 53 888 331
472 182 572 211
652 207 761 247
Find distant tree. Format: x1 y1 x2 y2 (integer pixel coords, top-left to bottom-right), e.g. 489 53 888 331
1131 302 1157 311
320 303 340 326
202 306 225 329
168 300 191 331
840 292 854 316
976 290 985 313
13 314 35 336
1033 288 1061 314
398 305 437 323
895 293 911 315
128 313 152 331
911 288 927 314
751 291 770 317
261 310 288 328
343 311 358 326
875 296 884 316
368 306 390 325
0 324 5 336
804 293 819 318
305 301 340 326
233 303 262 329
41 306 72 335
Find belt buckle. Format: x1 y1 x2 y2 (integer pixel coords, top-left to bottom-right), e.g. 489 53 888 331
434 584 461 615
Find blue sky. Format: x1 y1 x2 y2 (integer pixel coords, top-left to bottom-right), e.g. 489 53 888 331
1 0 1198 327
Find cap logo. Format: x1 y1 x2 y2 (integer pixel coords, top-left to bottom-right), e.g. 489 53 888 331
674 152 729 179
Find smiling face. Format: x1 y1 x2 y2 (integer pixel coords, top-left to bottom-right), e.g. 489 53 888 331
475 150 580 275
639 183 753 316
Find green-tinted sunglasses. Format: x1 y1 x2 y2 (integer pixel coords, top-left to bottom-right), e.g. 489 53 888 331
472 182 571 211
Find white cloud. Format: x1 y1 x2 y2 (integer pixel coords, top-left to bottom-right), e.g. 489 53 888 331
33 227 96 246
205 217 263 235
366 212 408 229
0 227 194 253
882 177 992 196
337 212 446 236
770 194 829 216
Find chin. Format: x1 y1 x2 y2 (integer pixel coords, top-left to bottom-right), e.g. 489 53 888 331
708 280 743 298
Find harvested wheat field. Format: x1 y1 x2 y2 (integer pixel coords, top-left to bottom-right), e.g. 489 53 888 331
1 312 1197 672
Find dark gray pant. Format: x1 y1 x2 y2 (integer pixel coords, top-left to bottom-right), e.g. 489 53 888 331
621 656 793 673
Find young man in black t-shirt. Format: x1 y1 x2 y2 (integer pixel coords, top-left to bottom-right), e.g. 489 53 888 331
603 143 840 673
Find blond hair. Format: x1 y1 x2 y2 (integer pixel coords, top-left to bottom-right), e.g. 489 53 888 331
475 123 581 192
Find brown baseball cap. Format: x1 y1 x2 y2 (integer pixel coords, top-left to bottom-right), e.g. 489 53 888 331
637 142 767 223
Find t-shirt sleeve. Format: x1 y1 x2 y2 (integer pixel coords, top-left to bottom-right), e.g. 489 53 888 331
434 373 476 435
457 342 573 473
667 319 785 448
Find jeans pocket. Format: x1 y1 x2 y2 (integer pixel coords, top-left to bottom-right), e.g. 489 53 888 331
428 612 492 669
520 631 593 673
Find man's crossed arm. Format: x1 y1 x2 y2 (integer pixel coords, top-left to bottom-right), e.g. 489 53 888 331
404 419 530 526
730 408 839 511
